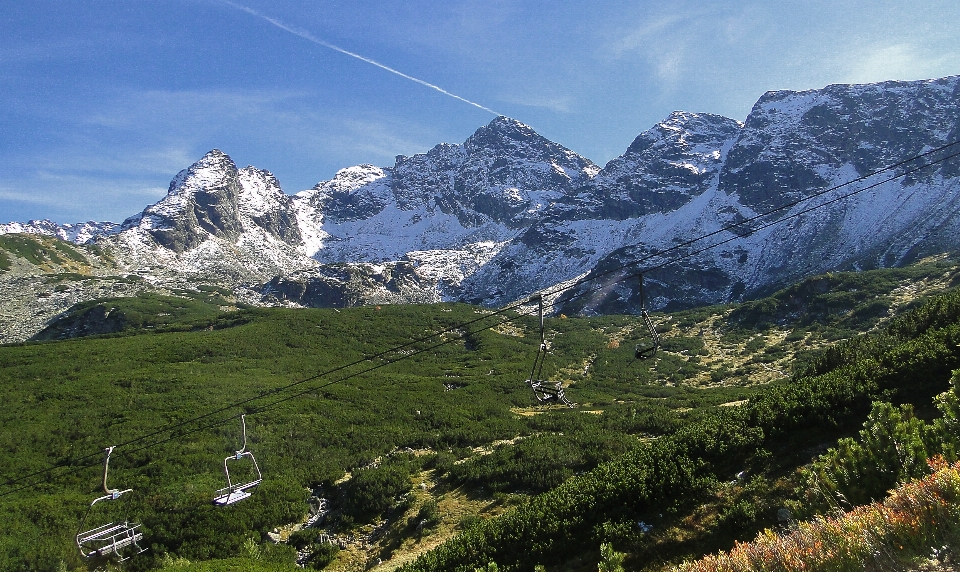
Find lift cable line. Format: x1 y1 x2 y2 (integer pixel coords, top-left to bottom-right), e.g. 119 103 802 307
3 138 958 499
1 139 958 499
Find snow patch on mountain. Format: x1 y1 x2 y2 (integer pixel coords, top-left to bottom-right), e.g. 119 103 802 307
405 241 509 298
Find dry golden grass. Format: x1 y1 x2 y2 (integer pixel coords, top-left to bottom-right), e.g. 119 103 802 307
677 457 960 572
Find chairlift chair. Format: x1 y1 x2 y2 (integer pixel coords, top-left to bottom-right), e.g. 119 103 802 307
634 274 661 360
213 414 263 505
524 296 576 408
76 446 146 561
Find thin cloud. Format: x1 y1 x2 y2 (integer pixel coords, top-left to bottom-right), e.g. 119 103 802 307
219 0 501 116
0 174 168 222
0 187 66 207
611 15 688 57
32 146 198 179
44 85 448 189
842 43 960 85
325 118 438 161
605 13 702 86
83 88 305 130
266 113 443 175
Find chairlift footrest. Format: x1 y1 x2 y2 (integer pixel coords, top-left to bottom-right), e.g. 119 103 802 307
214 490 252 505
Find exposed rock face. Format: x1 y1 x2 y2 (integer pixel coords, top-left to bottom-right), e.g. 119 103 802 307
264 262 439 308
4 75 960 328
458 111 748 307
556 76 960 315
303 165 393 224
105 150 317 285
391 117 599 228
120 150 304 254
581 111 743 220
237 166 303 246
122 149 247 252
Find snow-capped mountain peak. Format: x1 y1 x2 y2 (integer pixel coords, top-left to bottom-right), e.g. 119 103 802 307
3 76 960 327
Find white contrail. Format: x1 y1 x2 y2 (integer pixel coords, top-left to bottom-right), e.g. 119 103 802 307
220 0 501 116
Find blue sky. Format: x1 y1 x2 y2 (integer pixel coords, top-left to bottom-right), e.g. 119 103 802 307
2 0 958 224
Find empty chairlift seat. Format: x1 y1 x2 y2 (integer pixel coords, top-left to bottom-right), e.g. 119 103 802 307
214 414 263 506
76 446 146 561
524 295 576 408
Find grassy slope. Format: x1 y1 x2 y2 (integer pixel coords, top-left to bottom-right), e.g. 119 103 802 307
0 234 89 271
30 289 239 341
0 257 959 571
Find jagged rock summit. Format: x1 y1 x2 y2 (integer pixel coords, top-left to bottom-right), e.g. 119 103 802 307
584 111 744 220
3 75 960 332
287 116 601 301
104 149 314 286
121 149 302 253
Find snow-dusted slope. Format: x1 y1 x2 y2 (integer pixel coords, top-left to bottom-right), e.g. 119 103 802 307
105 149 317 286
557 75 960 314
459 111 746 307
290 116 598 299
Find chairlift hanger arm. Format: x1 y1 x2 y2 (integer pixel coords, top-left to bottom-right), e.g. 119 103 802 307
635 274 661 360
236 414 250 456
526 295 548 383
91 447 132 503
102 446 118 496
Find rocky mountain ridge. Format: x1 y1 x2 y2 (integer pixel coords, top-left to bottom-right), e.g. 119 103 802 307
2 75 959 340
0 220 120 244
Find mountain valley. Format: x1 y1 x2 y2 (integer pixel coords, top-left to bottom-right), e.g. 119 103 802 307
3 74 960 572
2 257 960 571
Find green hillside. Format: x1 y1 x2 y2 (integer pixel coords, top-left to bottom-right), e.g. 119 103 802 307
0 234 89 271
31 288 240 341
1 256 960 571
